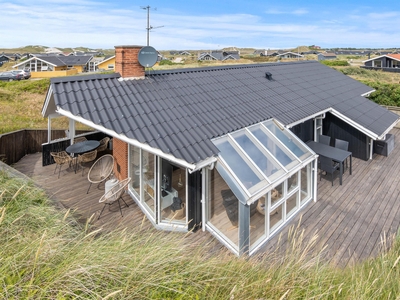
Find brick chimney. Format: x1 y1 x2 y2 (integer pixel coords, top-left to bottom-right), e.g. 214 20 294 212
115 45 145 79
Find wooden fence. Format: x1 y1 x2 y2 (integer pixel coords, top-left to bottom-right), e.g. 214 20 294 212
0 129 90 165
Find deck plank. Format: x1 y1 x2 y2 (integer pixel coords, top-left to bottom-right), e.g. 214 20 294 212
9 128 400 267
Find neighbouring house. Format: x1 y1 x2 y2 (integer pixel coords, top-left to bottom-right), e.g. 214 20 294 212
42 45 399 256
0 54 12 64
169 50 191 55
0 53 21 62
198 50 240 61
361 54 400 73
12 54 93 78
254 49 283 57
95 55 116 71
198 52 218 61
317 52 337 61
278 52 303 59
301 51 319 55
334 50 372 56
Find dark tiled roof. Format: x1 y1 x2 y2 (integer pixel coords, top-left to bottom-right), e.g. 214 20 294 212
36 55 93 66
48 61 399 164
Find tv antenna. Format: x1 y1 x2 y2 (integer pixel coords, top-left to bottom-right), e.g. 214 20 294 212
141 5 164 46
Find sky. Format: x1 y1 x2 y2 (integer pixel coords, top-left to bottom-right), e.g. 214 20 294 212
1 0 399 51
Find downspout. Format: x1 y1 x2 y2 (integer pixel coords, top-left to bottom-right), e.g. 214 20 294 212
369 137 374 160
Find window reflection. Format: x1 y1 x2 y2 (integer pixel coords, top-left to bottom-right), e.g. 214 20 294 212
216 140 261 189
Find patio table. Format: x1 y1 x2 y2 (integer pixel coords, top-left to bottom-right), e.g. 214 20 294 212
306 140 352 185
66 140 100 173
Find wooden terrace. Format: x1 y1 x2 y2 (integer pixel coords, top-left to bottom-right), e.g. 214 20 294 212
8 128 400 267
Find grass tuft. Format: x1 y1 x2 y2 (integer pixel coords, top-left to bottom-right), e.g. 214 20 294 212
1 170 400 299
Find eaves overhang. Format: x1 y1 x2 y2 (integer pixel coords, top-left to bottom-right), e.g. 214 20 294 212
55 107 198 171
42 86 53 117
330 108 399 140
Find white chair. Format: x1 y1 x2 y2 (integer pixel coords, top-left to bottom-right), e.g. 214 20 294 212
98 177 131 219
86 154 114 194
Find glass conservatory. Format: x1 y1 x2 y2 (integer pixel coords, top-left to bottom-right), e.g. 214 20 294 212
206 119 318 255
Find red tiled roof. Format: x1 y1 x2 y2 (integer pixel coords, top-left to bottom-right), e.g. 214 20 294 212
387 54 400 60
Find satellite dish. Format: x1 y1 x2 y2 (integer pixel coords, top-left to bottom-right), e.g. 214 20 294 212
138 46 158 67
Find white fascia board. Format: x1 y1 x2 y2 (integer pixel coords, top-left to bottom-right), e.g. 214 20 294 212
361 89 375 97
362 54 386 63
56 108 197 171
12 56 36 68
188 156 217 173
42 86 53 117
97 55 115 65
377 117 400 140
329 108 379 140
285 108 331 128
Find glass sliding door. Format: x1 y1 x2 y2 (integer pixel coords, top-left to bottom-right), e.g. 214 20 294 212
160 159 187 225
142 151 155 217
129 145 155 219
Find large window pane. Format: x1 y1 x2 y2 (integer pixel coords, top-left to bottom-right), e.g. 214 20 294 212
233 132 281 178
300 164 311 205
250 127 293 166
269 203 283 233
207 168 239 249
286 193 298 219
143 151 155 216
288 172 298 194
271 182 284 207
264 121 309 159
250 197 266 249
130 145 140 197
216 140 261 190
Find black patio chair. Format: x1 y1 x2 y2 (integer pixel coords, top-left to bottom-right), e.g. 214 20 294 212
319 156 340 186
335 138 349 168
318 134 331 146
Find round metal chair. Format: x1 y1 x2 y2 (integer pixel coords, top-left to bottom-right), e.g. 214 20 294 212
98 177 131 219
86 154 114 193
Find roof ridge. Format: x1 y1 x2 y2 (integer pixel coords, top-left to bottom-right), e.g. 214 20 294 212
51 73 120 84
146 61 317 76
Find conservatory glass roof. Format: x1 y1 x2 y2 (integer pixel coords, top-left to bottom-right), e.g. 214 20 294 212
212 119 315 204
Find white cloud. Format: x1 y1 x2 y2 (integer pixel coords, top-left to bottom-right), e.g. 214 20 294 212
265 8 308 15
0 1 399 50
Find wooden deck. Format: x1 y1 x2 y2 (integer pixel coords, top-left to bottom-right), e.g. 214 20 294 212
260 128 400 267
9 128 400 267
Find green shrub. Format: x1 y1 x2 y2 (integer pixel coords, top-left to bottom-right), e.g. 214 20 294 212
320 60 349 66
362 80 400 106
159 60 182 66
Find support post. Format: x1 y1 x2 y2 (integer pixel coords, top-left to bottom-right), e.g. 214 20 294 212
238 202 250 256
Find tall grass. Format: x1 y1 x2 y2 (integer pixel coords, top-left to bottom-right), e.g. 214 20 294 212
1 170 400 299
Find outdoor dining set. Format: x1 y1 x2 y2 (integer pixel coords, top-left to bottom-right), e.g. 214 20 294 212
50 136 110 178
49 136 131 219
307 134 352 186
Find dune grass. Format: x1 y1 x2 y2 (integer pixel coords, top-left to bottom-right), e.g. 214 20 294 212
1 170 400 299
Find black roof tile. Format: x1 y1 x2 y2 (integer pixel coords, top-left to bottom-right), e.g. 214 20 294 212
48 62 399 164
